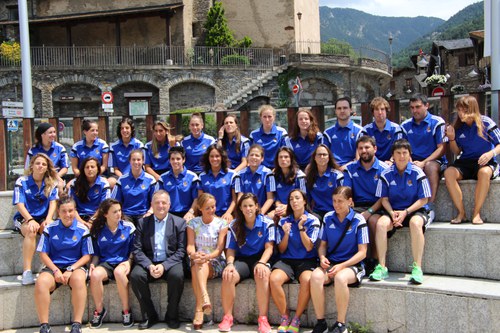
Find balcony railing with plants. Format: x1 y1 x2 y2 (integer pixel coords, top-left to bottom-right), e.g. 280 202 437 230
0 44 286 70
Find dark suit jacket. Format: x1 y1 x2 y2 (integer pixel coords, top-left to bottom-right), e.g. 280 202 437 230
133 213 186 272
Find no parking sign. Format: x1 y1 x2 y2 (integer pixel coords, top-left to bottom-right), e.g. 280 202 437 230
101 92 114 113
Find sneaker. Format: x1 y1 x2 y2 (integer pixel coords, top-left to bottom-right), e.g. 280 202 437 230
90 308 107 328
70 322 82 333
311 320 328 333
410 262 423 285
22 270 35 285
258 316 272 333
286 317 300 333
39 323 51 333
122 310 134 328
329 321 347 333
277 315 290 333
369 264 389 281
218 314 233 332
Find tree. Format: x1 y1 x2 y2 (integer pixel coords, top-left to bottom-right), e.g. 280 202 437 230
204 2 234 47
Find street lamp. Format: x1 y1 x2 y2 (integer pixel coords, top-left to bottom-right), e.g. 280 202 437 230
297 12 302 53
388 33 393 72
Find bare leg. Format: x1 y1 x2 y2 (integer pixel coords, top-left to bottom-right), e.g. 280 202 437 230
409 216 425 267
334 268 357 323
90 266 108 312
472 167 493 224
367 214 381 259
35 272 56 323
20 224 37 271
114 265 131 311
270 269 290 315
221 270 240 316
374 216 393 267
310 268 329 319
255 267 271 316
444 166 466 221
424 161 441 204
69 270 88 323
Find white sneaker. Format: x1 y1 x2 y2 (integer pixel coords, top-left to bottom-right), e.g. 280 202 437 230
428 209 435 224
22 270 35 285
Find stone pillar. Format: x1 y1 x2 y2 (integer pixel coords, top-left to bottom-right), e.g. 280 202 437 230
73 117 83 142
240 109 250 137
360 102 371 126
41 87 54 117
287 107 298 133
158 87 170 115
311 105 325 131
98 117 108 142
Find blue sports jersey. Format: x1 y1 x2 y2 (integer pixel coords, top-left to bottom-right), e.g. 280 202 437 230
144 141 176 172
285 132 323 168
401 112 447 162
363 120 404 162
93 220 136 265
220 135 251 169
276 212 320 260
344 158 389 205
181 132 216 173
226 214 275 257
323 120 366 165
155 167 199 213
111 171 156 216
198 169 236 216
307 168 343 213
274 169 307 204
455 115 500 160
234 165 276 207
70 138 109 168
25 142 69 171
13 175 58 221
376 162 431 210
68 176 111 216
37 219 94 267
321 208 369 263
109 138 144 174
249 125 288 168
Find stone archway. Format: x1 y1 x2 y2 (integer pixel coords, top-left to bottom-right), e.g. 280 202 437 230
52 83 101 117
169 81 215 112
299 78 337 107
112 81 160 117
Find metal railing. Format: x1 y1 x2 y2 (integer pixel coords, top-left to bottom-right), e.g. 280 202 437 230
0 44 286 70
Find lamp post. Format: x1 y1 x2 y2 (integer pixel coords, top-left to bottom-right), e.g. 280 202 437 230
297 12 302 52
388 33 393 73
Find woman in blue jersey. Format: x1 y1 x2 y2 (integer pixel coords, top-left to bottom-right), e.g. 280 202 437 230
112 149 156 224
217 114 250 172
305 144 344 219
26 122 68 189
218 193 275 333
109 118 144 187
67 157 111 227
286 108 323 170
445 95 500 225
144 121 177 181
270 147 306 219
70 119 109 177
234 144 275 215
14 153 59 285
270 189 320 333
310 186 369 333
89 199 136 328
34 195 93 333
198 145 236 222
186 193 228 330
181 113 216 173
249 105 288 168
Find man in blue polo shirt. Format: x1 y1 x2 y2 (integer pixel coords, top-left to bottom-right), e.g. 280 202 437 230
344 136 388 272
363 97 403 163
323 97 366 170
371 139 431 284
401 93 447 221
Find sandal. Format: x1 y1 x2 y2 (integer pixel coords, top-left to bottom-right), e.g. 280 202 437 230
450 216 466 224
202 292 212 315
193 310 204 330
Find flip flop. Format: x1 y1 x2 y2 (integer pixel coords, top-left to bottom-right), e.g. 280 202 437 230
472 218 484 225
450 218 466 224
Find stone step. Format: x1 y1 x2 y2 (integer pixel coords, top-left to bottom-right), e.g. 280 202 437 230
0 273 498 332
0 191 15 231
0 231 43 276
386 222 500 281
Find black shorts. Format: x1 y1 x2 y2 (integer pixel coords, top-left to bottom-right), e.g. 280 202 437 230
324 261 365 287
450 158 498 180
234 255 271 280
40 265 88 291
353 205 384 216
383 207 430 237
14 216 44 232
96 262 120 281
272 258 317 281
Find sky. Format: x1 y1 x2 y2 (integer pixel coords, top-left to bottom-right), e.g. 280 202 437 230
319 0 482 20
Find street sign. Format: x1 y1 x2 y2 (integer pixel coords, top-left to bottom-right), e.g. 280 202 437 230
7 119 19 132
102 104 113 109
292 84 300 95
432 86 445 97
2 101 23 108
2 108 23 118
58 122 65 132
101 92 114 103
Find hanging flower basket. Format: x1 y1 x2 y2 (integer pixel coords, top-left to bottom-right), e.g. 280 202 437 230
425 74 447 85
450 85 465 94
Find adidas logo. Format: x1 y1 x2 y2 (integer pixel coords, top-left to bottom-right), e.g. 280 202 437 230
117 151 123 156
204 181 210 185
390 180 397 186
295 144 301 148
125 185 131 189
329 223 335 229
313 184 318 188
257 139 263 143
408 129 414 134
244 180 251 185
332 135 338 139
26 189 31 194
186 146 192 150
166 181 173 185
277 184 283 188
459 134 466 138
353 172 359 177
81 151 86 155
53 235 59 240
100 236 107 241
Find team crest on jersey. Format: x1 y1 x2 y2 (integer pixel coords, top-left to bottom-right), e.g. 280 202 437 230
351 133 355 138
72 236 78 241
407 180 413 186
427 127 431 132
387 134 391 140
273 138 277 142
222 179 227 184
202 144 207 149
257 179 262 184
95 149 99 153
183 181 188 187
374 174 379 180
141 184 146 189
52 153 57 157
328 181 333 187
120 234 125 240
257 231 263 237
94 189 99 194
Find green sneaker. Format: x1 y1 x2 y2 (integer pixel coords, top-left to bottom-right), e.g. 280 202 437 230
369 264 389 281
410 262 423 284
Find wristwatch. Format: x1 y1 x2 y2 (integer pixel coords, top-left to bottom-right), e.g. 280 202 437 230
66 266 74 272
299 227 306 232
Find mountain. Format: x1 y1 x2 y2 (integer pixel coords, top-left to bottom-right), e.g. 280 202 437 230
319 1 484 69
320 7 444 55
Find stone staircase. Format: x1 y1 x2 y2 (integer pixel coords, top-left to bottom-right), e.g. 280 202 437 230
222 65 287 108
1 180 500 332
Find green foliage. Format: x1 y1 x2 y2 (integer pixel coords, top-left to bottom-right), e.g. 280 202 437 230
171 107 204 114
171 111 217 137
321 38 358 58
0 41 21 64
235 36 253 48
221 54 250 65
277 68 299 108
204 2 235 47
348 321 373 333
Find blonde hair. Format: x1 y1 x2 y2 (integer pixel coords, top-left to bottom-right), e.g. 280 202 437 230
151 121 171 157
454 96 485 140
370 97 390 113
195 193 216 216
258 104 276 117
26 153 58 197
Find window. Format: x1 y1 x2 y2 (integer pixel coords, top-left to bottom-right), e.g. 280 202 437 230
405 78 413 88
7 5 19 21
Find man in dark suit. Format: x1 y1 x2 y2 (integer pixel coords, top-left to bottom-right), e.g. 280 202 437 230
130 190 186 329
